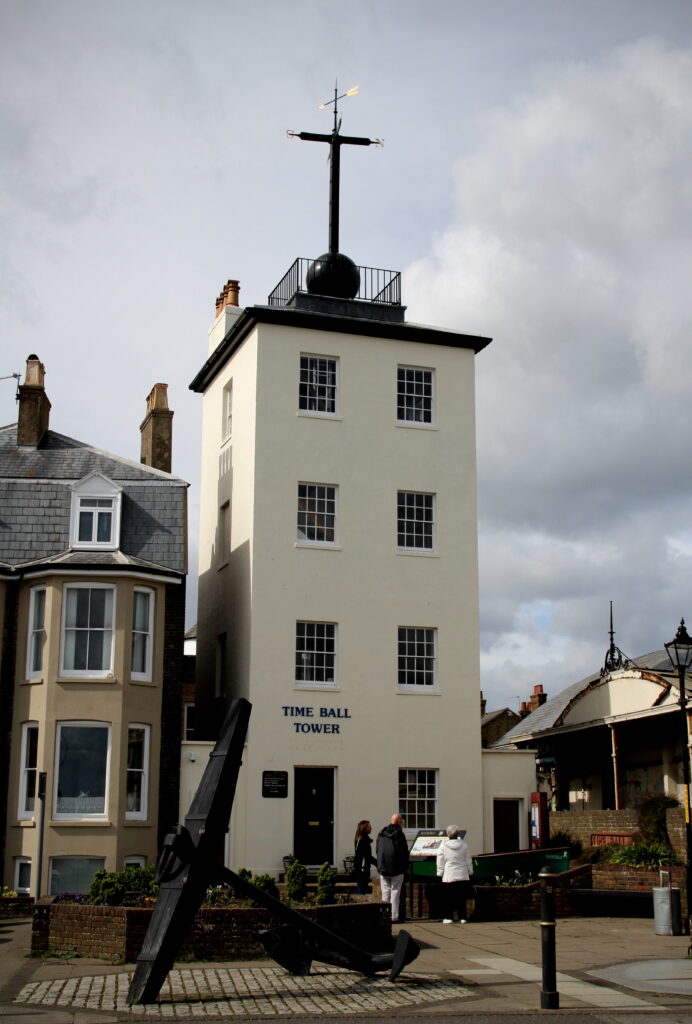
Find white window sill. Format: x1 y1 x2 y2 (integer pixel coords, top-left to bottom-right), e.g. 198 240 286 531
396 549 439 558
70 544 119 552
397 687 440 695
22 677 44 685
296 412 342 422
57 676 118 684
294 542 342 552
294 684 340 692
49 819 112 827
396 421 438 431
14 819 36 828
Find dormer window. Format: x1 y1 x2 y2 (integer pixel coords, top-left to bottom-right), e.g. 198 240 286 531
78 498 114 543
71 474 122 550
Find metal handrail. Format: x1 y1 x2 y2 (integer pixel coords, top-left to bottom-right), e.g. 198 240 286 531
268 258 401 307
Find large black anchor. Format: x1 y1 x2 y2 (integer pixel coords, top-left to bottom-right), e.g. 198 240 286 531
128 698 419 1004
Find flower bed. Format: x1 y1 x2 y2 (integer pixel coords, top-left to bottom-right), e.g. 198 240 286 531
31 899 391 963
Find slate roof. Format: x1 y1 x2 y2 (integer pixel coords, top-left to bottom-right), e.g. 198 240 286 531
0 425 187 574
492 648 679 748
481 707 520 727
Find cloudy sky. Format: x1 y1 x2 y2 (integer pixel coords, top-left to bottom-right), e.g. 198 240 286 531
2 0 691 710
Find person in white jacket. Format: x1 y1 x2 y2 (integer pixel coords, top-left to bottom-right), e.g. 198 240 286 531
436 825 473 923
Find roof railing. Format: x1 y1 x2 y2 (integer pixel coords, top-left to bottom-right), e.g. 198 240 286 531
268 258 401 307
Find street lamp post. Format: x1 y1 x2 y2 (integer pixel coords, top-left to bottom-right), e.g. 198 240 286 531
664 618 692 936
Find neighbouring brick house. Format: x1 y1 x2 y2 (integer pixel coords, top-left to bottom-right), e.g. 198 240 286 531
0 355 188 897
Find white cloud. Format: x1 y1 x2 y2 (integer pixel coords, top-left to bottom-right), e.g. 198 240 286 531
405 38 692 708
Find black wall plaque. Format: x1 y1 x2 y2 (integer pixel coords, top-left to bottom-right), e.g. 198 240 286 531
262 770 288 798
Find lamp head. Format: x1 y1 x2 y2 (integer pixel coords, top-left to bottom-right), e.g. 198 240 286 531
665 618 692 670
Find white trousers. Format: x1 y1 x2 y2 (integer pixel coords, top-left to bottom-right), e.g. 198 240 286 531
380 873 405 921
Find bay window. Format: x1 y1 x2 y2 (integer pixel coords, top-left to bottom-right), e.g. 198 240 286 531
131 589 154 681
126 724 150 820
18 722 38 820
54 722 110 819
61 585 114 677
26 587 46 678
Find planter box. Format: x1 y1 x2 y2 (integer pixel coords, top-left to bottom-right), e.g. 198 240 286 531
31 900 391 963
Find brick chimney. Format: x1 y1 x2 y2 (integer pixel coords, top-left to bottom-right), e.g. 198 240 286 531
140 383 173 473
519 701 529 718
529 684 547 712
215 279 240 316
480 691 487 717
17 354 51 448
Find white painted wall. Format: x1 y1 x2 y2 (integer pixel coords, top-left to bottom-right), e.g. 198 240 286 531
196 312 485 876
481 748 537 851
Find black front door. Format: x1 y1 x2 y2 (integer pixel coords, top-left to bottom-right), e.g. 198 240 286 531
493 799 521 852
293 767 334 865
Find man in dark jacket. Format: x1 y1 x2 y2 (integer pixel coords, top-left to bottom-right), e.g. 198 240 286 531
376 813 409 922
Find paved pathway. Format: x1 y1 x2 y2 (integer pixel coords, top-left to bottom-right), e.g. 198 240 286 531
3 915 692 1020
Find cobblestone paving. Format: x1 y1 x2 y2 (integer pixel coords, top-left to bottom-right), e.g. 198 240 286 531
15 965 471 1016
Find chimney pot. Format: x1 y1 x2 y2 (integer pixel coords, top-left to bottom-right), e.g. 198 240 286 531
215 278 240 315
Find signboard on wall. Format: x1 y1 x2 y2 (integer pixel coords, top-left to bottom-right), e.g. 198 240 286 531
262 771 288 798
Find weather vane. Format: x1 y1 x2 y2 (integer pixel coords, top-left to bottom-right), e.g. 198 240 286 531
287 83 383 257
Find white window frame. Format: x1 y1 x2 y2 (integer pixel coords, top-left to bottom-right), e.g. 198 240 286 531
60 583 115 678
18 722 39 820
124 855 146 868
183 702 195 741
397 491 436 551
398 627 437 689
295 621 337 687
298 354 339 416
26 586 46 679
397 365 434 425
53 721 111 820
218 501 230 565
131 588 154 681
125 724 150 821
297 482 337 545
14 857 31 894
222 380 233 441
398 768 438 831
70 473 122 550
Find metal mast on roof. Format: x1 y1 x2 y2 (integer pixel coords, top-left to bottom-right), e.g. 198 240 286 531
287 85 383 301
601 601 633 677
288 84 382 255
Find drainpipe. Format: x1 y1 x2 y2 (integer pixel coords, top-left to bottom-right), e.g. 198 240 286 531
610 725 621 810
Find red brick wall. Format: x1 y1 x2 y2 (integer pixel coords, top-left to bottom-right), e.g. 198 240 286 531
31 901 391 963
550 808 686 861
0 897 33 919
592 863 687 917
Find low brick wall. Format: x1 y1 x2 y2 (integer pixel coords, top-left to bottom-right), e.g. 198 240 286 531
550 809 686 862
31 901 391 963
472 865 593 922
0 897 34 919
592 863 687 918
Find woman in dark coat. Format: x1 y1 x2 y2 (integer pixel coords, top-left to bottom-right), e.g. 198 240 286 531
353 820 377 894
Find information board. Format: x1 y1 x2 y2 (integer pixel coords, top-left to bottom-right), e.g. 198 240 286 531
262 771 288 798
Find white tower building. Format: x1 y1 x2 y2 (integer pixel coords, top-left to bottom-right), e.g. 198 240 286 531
190 261 491 874
190 102 493 874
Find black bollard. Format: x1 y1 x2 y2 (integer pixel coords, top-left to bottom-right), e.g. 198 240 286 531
539 866 559 1009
